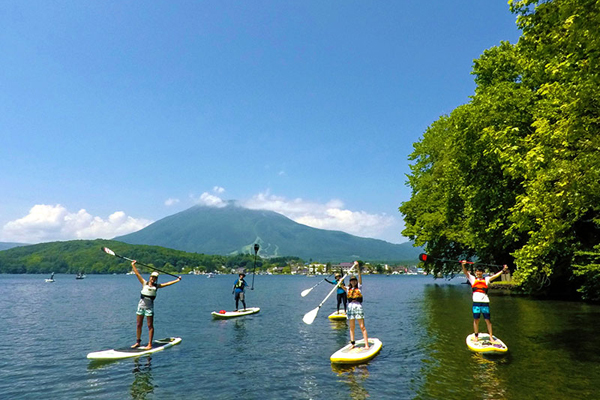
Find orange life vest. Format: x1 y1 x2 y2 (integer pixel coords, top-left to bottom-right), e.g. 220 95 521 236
471 278 488 294
347 287 363 303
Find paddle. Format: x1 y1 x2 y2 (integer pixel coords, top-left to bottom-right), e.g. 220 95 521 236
300 272 335 297
101 247 180 278
251 243 259 290
303 266 354 325
419 253 504 270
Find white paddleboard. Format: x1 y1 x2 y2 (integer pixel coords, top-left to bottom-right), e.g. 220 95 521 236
466 333 508 354
328 310 347 320
87 337 182 360
211 307 260 319
330 338 383 364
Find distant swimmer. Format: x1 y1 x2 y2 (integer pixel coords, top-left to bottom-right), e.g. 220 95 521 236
131 261 181 350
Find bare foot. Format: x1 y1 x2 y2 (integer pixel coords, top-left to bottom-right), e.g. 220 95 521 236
131 341 141 348
141 344 152 350
473 335 479 342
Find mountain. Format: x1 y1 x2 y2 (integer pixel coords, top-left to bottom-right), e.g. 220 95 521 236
0 242 27 251
115 204 422 262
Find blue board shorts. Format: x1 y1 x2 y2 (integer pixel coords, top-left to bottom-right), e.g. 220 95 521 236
472 302 490 320
136 298 154 317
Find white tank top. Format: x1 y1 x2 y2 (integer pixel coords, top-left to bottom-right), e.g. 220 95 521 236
140 283 158 298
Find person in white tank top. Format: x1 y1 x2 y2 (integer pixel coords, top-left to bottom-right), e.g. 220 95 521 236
131 260 181 349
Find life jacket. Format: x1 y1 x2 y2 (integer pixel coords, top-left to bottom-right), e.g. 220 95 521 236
235 279 246 290
347 287 363 303
471 278 488 294
140 283 158 299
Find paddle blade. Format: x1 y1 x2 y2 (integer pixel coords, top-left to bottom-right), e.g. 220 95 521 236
301 288 312 297
102 247 116 256
303 307 320 325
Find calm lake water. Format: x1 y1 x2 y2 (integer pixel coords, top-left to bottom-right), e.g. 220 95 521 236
2 274 599 399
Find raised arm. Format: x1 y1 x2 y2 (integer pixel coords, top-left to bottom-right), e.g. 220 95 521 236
131 261 145 285
489 265 509 282
354 261 362 285
159 276 182 287
461 260 471 278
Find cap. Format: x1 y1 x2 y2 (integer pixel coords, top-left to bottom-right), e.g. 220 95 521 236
150 271 159 277
239 273 246 277
349 275 357 281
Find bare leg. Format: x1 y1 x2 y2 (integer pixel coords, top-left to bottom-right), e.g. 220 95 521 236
473 318 480 341
484 319 493 341
358 318 369 349
132 314 144 347
349 319 356 347
144 316 154 349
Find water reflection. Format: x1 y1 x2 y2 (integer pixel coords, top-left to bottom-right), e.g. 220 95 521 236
332 364 370 399
329 319 348 331
470 353 508 399
130 357 154 400
233 319 248 353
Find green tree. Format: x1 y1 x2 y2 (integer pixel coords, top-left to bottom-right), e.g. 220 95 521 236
401 0 600 298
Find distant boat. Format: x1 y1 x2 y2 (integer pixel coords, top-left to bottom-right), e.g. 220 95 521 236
75 272 86 280
126 270 135 275
206 273 215 278
45 272 55 283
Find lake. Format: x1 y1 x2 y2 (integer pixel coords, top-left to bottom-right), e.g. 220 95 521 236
1 274 599 399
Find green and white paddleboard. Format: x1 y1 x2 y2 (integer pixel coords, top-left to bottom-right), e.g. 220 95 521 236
211 307 260 319
87 337 182 360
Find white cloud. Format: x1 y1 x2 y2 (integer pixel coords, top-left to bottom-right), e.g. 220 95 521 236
1 204 153 243
165 198 180 206
213 186 225 194
196 192 227 208
241 192 400 242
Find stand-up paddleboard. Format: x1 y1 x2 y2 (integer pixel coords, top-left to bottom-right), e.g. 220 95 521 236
328 310 347 320
466 333 508 354
330 338 383 364
87 337 182 360
211 307 260 319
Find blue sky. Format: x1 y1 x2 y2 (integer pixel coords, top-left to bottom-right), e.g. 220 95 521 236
1 1 521 244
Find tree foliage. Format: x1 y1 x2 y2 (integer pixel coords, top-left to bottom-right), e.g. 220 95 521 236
401 0 600 299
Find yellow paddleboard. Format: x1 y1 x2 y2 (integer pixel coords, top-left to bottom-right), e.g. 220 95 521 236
466 333 508 354
328 310 347 320
330 338 382 364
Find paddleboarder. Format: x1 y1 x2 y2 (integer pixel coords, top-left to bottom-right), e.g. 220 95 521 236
131 260 181 349
347 261 369 349
232 273 249 311
462 260 508 342
325 273 348 314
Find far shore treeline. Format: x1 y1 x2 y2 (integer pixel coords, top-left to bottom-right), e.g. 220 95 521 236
0 240 273 275
401 0 600 301
0 239 416 275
